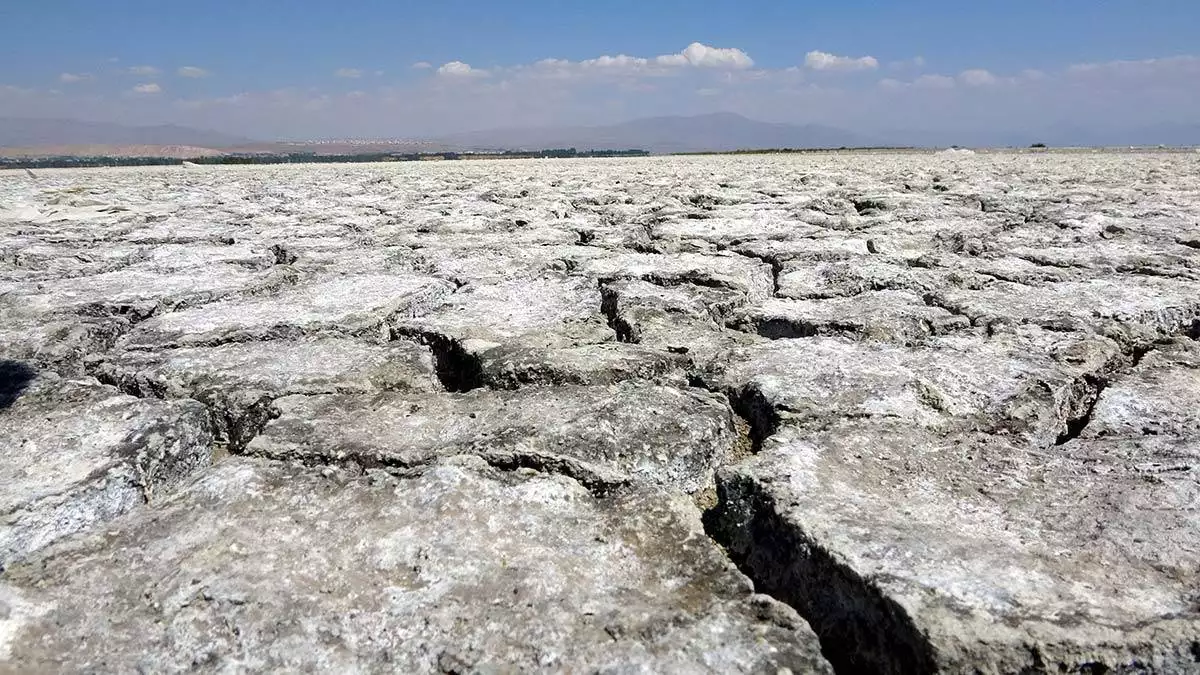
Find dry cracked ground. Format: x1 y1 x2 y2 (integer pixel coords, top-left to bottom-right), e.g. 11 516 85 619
1 151 1199 674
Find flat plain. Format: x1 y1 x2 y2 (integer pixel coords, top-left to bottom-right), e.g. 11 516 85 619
2 151 1199 673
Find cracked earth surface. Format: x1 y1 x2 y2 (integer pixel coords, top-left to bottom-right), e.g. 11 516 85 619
1 152 1199 673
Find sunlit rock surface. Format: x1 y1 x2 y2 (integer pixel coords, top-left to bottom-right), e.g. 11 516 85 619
2 151 1199 673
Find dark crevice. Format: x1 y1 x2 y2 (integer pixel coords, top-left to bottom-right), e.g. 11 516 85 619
726 247 785 296
0 360 38 410
476 453 626 498
1054 341 1156 446
701 476 939 675
729 316 866 342
921 292 976 324
1054 374 1106 446
391 328 484 393
689 377 780 455
599 284 639 343
641 271 742 293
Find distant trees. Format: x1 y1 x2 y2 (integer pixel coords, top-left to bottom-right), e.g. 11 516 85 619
1030 143 1048 148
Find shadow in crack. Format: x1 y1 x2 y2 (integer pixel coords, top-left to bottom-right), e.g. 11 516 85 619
0 360 38 410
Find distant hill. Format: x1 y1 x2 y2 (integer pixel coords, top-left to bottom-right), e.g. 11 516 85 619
0 144 225 159
436 112 875 153
0 117 254 149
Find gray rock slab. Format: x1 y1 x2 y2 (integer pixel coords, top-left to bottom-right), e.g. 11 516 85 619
89 338 439 450
0 366 212 566
247 382 737 494
475 342 691 389
774 259 949 300
124 274 455 349
0 264 295 320
0 314 129 374
929 278 1200 337
573 251 775 303
710 417 1200 674
729 292 970 343
1082 337 1200 440
394 274 614 349
598 278 760 366
0 457 832 673
698 330 1124 447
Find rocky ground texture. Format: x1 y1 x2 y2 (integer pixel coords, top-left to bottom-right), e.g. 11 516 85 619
1 151 1199 673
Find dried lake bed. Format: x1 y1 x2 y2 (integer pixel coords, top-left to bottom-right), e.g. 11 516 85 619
2 152 1199 673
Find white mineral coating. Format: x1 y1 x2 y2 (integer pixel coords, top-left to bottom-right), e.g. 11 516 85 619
0 365 213 566
1 151 1198 672
122 273 454 349
0 457 832 673
247 382 737 494
88 337 440 450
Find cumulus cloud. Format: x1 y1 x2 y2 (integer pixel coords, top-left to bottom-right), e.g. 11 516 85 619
555 42 753 75
411 61 433 70
958 69 997 86
59 73 92 83
437 61 488 77
660 42 753 69
334 68 363 79
581 54 649 70
128 65 160 76
178 66 211 78
132 83 162 94
805 51 879 72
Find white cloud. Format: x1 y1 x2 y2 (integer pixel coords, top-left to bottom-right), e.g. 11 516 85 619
334 68 364 79
128 65 160 76
696 87 721 96
59 73 92 83
178 66 211 78
542 42 753 76
581 54 649 70
132 83 162 94
805 51 879 72
437 61 488 78
664 42 753 69
411 61 433 70
959 69 997 86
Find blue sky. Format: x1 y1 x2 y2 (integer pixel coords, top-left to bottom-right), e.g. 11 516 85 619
1 1 1198 140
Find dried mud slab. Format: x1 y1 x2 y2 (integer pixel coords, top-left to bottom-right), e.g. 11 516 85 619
89 338 440 450
0 457 832 673
248 382 737 494
2 153 1199 672
0 365 212 566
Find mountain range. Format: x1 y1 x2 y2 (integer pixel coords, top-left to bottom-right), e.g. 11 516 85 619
2 113 1198 156
0 117 252 150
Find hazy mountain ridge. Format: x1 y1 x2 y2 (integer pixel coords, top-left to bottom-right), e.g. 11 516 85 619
0 118 253 149
2 113 1198 157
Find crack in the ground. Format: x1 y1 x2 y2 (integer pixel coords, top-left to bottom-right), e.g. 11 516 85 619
390 327 485 392
701 474 939 675
598 283 640 343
